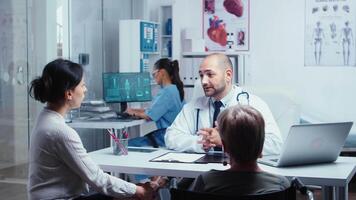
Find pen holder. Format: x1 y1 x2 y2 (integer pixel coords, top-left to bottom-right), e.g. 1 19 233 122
113 138 129 156
108 128 129 156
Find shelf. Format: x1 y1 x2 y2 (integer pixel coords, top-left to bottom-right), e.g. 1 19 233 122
159 4 173 58
142 51 160 55
160 56 172 60
161 35 172 38
182 51 249 57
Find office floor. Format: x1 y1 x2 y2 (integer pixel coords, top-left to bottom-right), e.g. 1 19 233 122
0 163 27 200
0 164 356 200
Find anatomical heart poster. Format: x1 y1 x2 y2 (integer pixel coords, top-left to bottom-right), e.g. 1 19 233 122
203 0 249 51
305 0 356 66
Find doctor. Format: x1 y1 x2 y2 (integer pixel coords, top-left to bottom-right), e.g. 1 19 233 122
164 53 283 155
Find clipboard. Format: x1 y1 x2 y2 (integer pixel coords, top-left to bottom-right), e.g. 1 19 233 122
150 152 206 163
150 152 229 164
194 152 229 164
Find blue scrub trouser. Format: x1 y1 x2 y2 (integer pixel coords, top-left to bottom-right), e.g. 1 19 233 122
128 128 166 148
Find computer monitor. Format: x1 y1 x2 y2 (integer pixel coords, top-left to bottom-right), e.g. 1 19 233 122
102 72 152 112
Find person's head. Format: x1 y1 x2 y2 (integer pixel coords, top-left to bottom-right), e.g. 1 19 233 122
199 53 233 100
29 58 87 109
217 105 265 163
152 58 184 101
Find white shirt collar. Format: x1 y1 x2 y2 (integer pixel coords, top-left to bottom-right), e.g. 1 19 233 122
212 86 235 108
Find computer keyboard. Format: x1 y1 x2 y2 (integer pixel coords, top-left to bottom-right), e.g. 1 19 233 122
73 112 140 122
117 112 141 120
102 118 133 122
85 116 133 122
117 112 131 119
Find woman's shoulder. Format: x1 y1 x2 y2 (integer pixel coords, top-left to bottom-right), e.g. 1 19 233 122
38 120 75 138
201 170 287 180
259 171 288 179
36 110 76 138
163 84 179 92
258 171 291 187
198 170 232 179
159 84 181 99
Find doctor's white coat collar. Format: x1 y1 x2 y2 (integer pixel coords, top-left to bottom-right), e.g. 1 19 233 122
193 85 243 110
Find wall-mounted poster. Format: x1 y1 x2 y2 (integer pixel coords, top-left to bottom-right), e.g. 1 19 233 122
203 0 250 52
305 0 355 66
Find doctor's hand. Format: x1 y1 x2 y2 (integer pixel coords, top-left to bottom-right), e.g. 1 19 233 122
197 128 222 151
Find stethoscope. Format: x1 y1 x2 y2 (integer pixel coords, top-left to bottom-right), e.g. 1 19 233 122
236 91 250 105
195 91 250 132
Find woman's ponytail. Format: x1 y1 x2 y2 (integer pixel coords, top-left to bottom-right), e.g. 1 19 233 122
170 60 184 101
29 77 49 103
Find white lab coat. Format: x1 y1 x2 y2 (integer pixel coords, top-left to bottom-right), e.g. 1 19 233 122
165 85 283 155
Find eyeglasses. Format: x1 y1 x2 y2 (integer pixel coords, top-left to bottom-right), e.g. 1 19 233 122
151 69 159 77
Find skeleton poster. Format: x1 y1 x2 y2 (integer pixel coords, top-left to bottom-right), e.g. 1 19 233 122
203 0 249 52
305 0 355 66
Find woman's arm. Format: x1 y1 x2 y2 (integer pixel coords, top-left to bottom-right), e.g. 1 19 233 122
128 108 145 112
55 127 138 198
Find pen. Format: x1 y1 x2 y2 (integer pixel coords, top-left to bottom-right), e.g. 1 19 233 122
107 129 128 155
122 128 129 139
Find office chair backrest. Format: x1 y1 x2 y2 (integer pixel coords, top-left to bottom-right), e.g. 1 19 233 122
170 186 296 200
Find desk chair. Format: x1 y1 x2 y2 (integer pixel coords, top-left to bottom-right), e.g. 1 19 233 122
170 177 314 200
341 134 356 157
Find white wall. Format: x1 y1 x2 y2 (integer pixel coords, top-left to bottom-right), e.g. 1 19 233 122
103 0 132 72
173 0 356 133
172 0 202 59
248 0 356 132
70 0 103 100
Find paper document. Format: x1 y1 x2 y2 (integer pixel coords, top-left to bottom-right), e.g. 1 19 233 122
150 152 205 163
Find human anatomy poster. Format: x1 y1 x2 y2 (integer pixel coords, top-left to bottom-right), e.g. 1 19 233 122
305 0 355 66
203 0 249 51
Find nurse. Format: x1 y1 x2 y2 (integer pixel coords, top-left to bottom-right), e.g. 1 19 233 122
125 58 185 147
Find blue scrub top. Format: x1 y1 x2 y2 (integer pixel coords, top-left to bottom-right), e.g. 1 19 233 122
145 84 183 129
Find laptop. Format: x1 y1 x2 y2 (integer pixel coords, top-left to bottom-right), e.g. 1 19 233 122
258 122 353 167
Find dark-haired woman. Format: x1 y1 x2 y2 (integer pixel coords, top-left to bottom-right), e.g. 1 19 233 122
28 59 154 200
126 58 184 148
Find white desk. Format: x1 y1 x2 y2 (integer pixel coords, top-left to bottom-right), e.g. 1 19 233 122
260 159 356 200
90 148 356 200
68 119 157 136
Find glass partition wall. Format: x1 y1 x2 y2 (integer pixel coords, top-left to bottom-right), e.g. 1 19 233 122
0 1 31 198
0 0 133 198
0 0 68 198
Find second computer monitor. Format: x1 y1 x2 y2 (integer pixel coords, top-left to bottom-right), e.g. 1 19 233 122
103 72 152 104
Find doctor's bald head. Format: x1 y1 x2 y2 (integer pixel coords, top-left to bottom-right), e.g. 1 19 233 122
201 53 233 71
199 53 233 100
